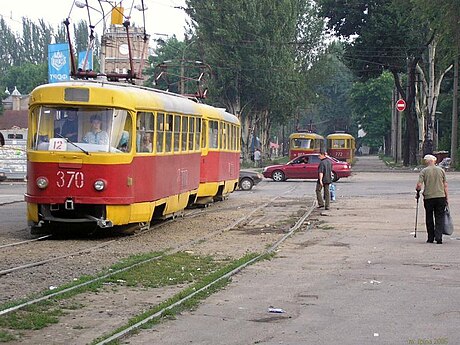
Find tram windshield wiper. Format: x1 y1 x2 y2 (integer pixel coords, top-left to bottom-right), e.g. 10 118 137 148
56 133 90 155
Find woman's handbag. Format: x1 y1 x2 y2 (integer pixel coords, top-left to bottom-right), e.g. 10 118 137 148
443 206 454 235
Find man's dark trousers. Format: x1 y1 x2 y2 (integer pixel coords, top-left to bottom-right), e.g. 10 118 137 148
423 197 446 242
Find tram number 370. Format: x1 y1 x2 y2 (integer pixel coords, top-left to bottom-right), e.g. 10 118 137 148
56 171 84 188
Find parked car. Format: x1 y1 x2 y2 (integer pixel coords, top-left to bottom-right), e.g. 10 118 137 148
239 170 264 191
0 169 6 182
262 154 351 182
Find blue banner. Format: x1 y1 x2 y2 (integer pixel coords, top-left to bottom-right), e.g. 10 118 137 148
48 43 70 83
78 50 93 71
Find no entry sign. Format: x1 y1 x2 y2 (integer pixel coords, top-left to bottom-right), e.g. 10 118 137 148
396 99 406 112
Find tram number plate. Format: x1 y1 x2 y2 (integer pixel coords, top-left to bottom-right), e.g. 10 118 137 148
56 171 84 188
335 151 343 156
49 138 68 151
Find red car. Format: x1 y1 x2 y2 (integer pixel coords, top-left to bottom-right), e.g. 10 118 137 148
262 154 351 182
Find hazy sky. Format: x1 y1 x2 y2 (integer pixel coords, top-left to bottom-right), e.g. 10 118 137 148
0 0 188 40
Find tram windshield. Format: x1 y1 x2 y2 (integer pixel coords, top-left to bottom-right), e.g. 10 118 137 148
292 138 312 149
30 106 132 153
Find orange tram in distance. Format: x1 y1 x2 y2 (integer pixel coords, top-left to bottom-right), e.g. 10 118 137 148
26 81 240 234
326 132 356 164
288 132 325 159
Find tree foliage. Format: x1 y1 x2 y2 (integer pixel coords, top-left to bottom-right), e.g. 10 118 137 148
184 0 326 158
306 42 355 136
317 0 436 165
0 16 98 95
350 71 394 148
0 63 47 95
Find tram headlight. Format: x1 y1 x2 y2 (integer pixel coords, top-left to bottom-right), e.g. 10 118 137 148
93 179 106 191
36 177 49 189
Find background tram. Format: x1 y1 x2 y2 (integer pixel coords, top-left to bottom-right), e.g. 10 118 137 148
326 133 356 163
288 132 324 159
25 80 240 233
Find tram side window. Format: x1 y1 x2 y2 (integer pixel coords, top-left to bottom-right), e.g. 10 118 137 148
189 117 195 150
195 118 201 150
182 116 188 151
174 115 181 152
165 114 173 153
226 123 230 150
201 120 207 148
136 112 154 153
220 123 226 149
156 113 164 153
209 120 218 149
333 139 346 149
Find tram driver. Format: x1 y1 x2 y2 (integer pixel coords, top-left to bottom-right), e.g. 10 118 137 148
83 115 109 145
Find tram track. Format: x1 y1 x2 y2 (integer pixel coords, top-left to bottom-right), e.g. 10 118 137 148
0 192 317 345
0 198 270 277
0 190 301 317
0 234 52 250
97 201 315 345
0 200 24 207
0 205 238 277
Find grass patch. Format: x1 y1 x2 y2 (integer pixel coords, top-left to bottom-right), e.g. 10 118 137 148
0 330 16 342
92 253 260 344
0 252 227 340
318 225 334 230
107 252 226 288
0 252 165 314
0 301 63 330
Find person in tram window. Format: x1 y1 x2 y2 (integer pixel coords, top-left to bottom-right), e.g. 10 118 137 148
140 134 152 152
61 111 78 142
83 114 109 145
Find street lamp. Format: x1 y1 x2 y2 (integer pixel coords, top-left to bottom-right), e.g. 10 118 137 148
75 1 107 35
75 1 107 73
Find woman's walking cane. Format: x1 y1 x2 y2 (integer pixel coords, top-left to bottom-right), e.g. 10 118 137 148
414 190 420 238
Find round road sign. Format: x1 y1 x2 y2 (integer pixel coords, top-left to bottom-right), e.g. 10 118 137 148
396 99 406 112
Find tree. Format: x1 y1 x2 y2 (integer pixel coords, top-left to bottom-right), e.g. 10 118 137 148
0 17 21 72
350 71 394 150
306 42 355 136
185 0 325 160
318 0 433 165
0 63 47 95
21 18 54 64
144 36 198 94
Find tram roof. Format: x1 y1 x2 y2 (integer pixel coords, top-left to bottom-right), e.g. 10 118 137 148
326 133 355 139
289 132 324 139
29 80 239 124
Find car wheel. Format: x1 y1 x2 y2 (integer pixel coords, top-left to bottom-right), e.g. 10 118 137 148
272 170 285 182
332 171 339 182
239 177 254 191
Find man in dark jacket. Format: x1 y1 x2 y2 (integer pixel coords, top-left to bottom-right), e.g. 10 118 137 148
316 151 332 210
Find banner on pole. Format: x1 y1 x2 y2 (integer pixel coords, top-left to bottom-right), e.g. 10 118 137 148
48 43 70 83
78 50 93 71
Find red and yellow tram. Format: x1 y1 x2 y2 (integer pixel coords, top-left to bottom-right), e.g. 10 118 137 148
326 132 355 163
26 81 240 233
288 132 324 159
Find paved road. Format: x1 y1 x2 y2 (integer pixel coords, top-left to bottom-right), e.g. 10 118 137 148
127 157 460 345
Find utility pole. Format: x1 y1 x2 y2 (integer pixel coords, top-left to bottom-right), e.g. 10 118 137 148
451 57 458 167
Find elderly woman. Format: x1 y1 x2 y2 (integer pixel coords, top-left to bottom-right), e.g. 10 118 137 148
83 115 109 145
